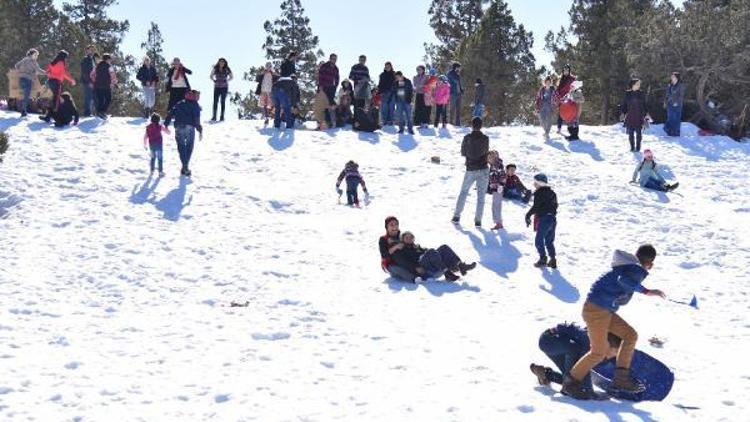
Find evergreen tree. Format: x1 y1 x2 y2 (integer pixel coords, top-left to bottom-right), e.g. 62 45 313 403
455 0 538 125
138 22 169 113
425 0 488 71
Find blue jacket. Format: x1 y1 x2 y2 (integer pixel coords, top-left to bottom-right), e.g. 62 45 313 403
165 99 202 133
447 69 463 96
587 250 648 312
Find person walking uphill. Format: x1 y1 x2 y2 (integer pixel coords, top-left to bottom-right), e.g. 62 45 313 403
378 62 396 126
452 117 490 228
80 45 96 117
447 62 464 126
563 245 667 400
621 78 650 152
393 72 414 134
136 56 159 119
14 48 46 117
90 53 118 119
210 58 233 122
166 58 192 112
525 174 558 269
40 50 76 123
165 90 203 177
664 72 685 136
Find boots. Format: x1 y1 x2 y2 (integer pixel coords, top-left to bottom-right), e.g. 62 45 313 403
561 374 594 400
443 270 460 282
548 257 557 269
534 256 548 268
458 262 476 275
612 368 645 393
530 364 551 386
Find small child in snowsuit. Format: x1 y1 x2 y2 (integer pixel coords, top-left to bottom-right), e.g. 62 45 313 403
503 164 532 203
143 113 170 176
631 149 679 192
487 150 506 230
336 160 368 206
434 75 450 128
525 173 558 269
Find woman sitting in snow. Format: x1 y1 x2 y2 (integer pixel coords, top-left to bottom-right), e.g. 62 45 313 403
390 231 476 283
631 149 679 192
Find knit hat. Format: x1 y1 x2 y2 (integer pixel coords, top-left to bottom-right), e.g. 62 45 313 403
384 216 399 229
429 68 437 76
534 173 549 184
643 149 654 159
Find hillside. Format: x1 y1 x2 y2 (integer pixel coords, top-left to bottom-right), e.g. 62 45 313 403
1 111 749 421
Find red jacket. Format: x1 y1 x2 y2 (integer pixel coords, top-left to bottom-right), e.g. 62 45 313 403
554 74 577 103
46 61 75 84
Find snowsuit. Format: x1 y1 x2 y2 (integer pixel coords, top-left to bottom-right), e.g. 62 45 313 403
664 82 685 136
536 86 555 137
413 73 430 126
14 55 45 114
164 97 202 174
136 64 159 115
210 66 232 120
621 90 649 151
378 70 396 124
336 162 367 205
434 82 450 127
632 160 669 191
393 79 414 132
526 186 558 261
503 174 532 203
447 68 463 126
568 250 647 382
379 233 415 282
487 157 506 225
166 66 192 112
453 130 490 223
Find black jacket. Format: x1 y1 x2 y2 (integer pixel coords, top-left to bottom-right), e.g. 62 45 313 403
526 186 558 220
393 79 414 103
621 90 648 129
80 55 95 84
391 245 425 274
166 66 192 91
461 131 490 171
280 59 296 77
378 70 396 93
136 64 159 85
53 100 79 126
93 62 113 90
349 63 370 83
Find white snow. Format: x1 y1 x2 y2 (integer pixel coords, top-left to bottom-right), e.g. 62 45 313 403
1 111 749 421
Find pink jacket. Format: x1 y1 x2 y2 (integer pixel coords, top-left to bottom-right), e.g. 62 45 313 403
434 82 451 105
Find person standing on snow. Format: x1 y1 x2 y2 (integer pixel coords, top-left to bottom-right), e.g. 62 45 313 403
209 58 233 122
487 150 506 231
40 50 76 123
535 76 556 140
472 78 486 119
90 53 118 119
525 174 558 269
664 72 685 136
272 76 296 130
318 54 340 128
393 71 415 135
349 55 371 109
620 78 650 152
136 56 159 119
14 48 46 117
256 63 278 125
452 117 490 227
433 75 451 128
165 90 203 177
412 65 430 128
447 62 464 126
80 45 96 117
335 160 368 206
378 62 397 126
554 64 577 134
166 58 192 112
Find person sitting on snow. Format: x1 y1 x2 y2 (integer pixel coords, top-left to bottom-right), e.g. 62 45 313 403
503 164 532 203
390 231 476 283
379 216 416 282
336 160 368 206
631 149 679 192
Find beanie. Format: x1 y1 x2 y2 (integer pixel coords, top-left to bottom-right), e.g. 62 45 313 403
534 173 549 184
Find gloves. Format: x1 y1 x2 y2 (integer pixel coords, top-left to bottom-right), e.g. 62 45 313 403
525 216 531 227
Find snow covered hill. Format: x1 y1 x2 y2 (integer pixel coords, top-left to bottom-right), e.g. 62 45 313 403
1 111 749 421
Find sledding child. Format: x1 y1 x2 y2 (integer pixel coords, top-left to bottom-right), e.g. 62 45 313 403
52 92 79 128
379 216 416 282
434 75 451 128
631 149 679 192
336 160 368 206
503 164 532 203
487 150 507 230
525 173 558 269
143 113 170 176
563 245 666 400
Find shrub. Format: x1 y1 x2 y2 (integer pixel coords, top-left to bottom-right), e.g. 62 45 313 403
0 132 8 162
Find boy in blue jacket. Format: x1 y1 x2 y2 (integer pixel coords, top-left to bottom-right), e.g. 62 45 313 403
165 90 203 177
563 245 666 399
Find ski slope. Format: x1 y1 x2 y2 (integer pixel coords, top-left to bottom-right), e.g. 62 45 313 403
1 111 749 421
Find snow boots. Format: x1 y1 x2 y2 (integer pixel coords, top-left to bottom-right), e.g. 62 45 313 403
548 258 557 269
458 261 477 276
530 364 551 386
612 368 646 393
444 270 460 282
534 257 548 268
562 374 595 400
566 126 580 141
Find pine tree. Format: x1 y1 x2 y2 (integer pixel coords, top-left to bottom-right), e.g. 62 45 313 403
138 22 169 113
456 0 538 125
425 0 488 71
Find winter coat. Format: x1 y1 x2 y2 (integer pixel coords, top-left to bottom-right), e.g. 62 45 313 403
423 76 438 106
543 323 592 357
434 82 451 105
474 83 486 105
586 250 649 313
336 162 366 190
318 61 339 88
14 56 46 81
503 174 528 194
164 98 203 133
53 99 79 126
447 69 463 96
665 82 685 108
621 90 648 129
525 186 558 221
413 73 428 94
378 70 396 93
391 244 427 275
461 130 490 171
91 62 117 90
338 86 354 107
632 160 664 187
535 86 555 114
379 232 401 269
349 63 370 84
211 67 233 89
393 79 414 104
136 64 159 86
166 66 192 91
145 122 165 147
487 157 506 194
555 74 577 102
46 61 75 84
80 55 95 84
280 59 296 78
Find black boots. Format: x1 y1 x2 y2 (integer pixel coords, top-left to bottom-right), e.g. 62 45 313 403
612 368 645 393
534 256 548 268
562 374 594 399
530 364 551 386
566 126 580 141
443 270 460 282
548 258 557 269
458 262 477 275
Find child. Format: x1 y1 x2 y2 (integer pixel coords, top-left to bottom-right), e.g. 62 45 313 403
392 231 476 283
143 113 170 176
631 149 679 192
368 87 381 125
473 78 485 119
336 80 354 127
393 71 414 135
434 75 450 128
52 92 79 128
487 150 506 230
503 164 532 203
336 160 368 206
536 76 556 139
563 245 666 400
525 173 558 268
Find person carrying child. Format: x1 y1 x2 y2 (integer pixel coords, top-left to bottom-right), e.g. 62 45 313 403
630 149 679 192
143 113 171 177
487 150 507 230
563 245 666 400
503 164 532 203
525 173 558 268
391 231 476 283
336 160 368 206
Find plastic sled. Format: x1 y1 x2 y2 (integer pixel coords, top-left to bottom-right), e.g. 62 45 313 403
592 350 674 401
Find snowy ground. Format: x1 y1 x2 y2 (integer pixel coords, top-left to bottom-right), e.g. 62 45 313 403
1 110 749 421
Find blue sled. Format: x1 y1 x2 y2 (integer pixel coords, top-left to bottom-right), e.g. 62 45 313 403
592 350 674 401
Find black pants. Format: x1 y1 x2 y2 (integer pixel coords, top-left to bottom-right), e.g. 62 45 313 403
346 178 361 205
44 79 62 119
414 93 430 125
627 126 643 151
539 329 593 389
168 87 188 112
323 86 337 126
95 88 112 114
557 115 563 131
434 104 447 126
212 87 228 119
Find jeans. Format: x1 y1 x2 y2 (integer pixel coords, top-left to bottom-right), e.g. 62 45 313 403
644 176 667 192
434 104 447 126
395 100 413 131
535 214 557 259
213 87 228 119
418 245 461 274
665 104 682 136
149 145 163 173
387 264 415 282
472 103 484 119
19 77 32 113
557 115 563 131
491 191 503 224
82 82 94 116
95 88 112 114
380 90 395 124
143 85 156 109
539 107 553 136
323 86 337 126
272 86 293 129
174 125 196 172
453 168 490 223
450 94 462 126
345 177 360 205
504 188 531 203
627 126 643 151
538 329 593 389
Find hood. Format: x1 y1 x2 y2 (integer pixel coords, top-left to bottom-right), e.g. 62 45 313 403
611 250 640 268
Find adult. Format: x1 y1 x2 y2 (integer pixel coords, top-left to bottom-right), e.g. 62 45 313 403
13 48 46 117
473 78 486 119
255 62 277 125
272 76 296 130
318 54 340 127
166 58 192 112
379 216 417 282
378 62 396 125
452 117 490 227
391 231 476 283
664 72 685 136
136 56 159 118
393 71 414 134
412 65 430 128
621 78 650 152
447 62 464 126
90 53 117 119
349 55 370 109
165 90 203 177
555 64 577 133
535 76 556 139
280 51 297 78
209 57 233 122
80 45 96 117
40 50 76 123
